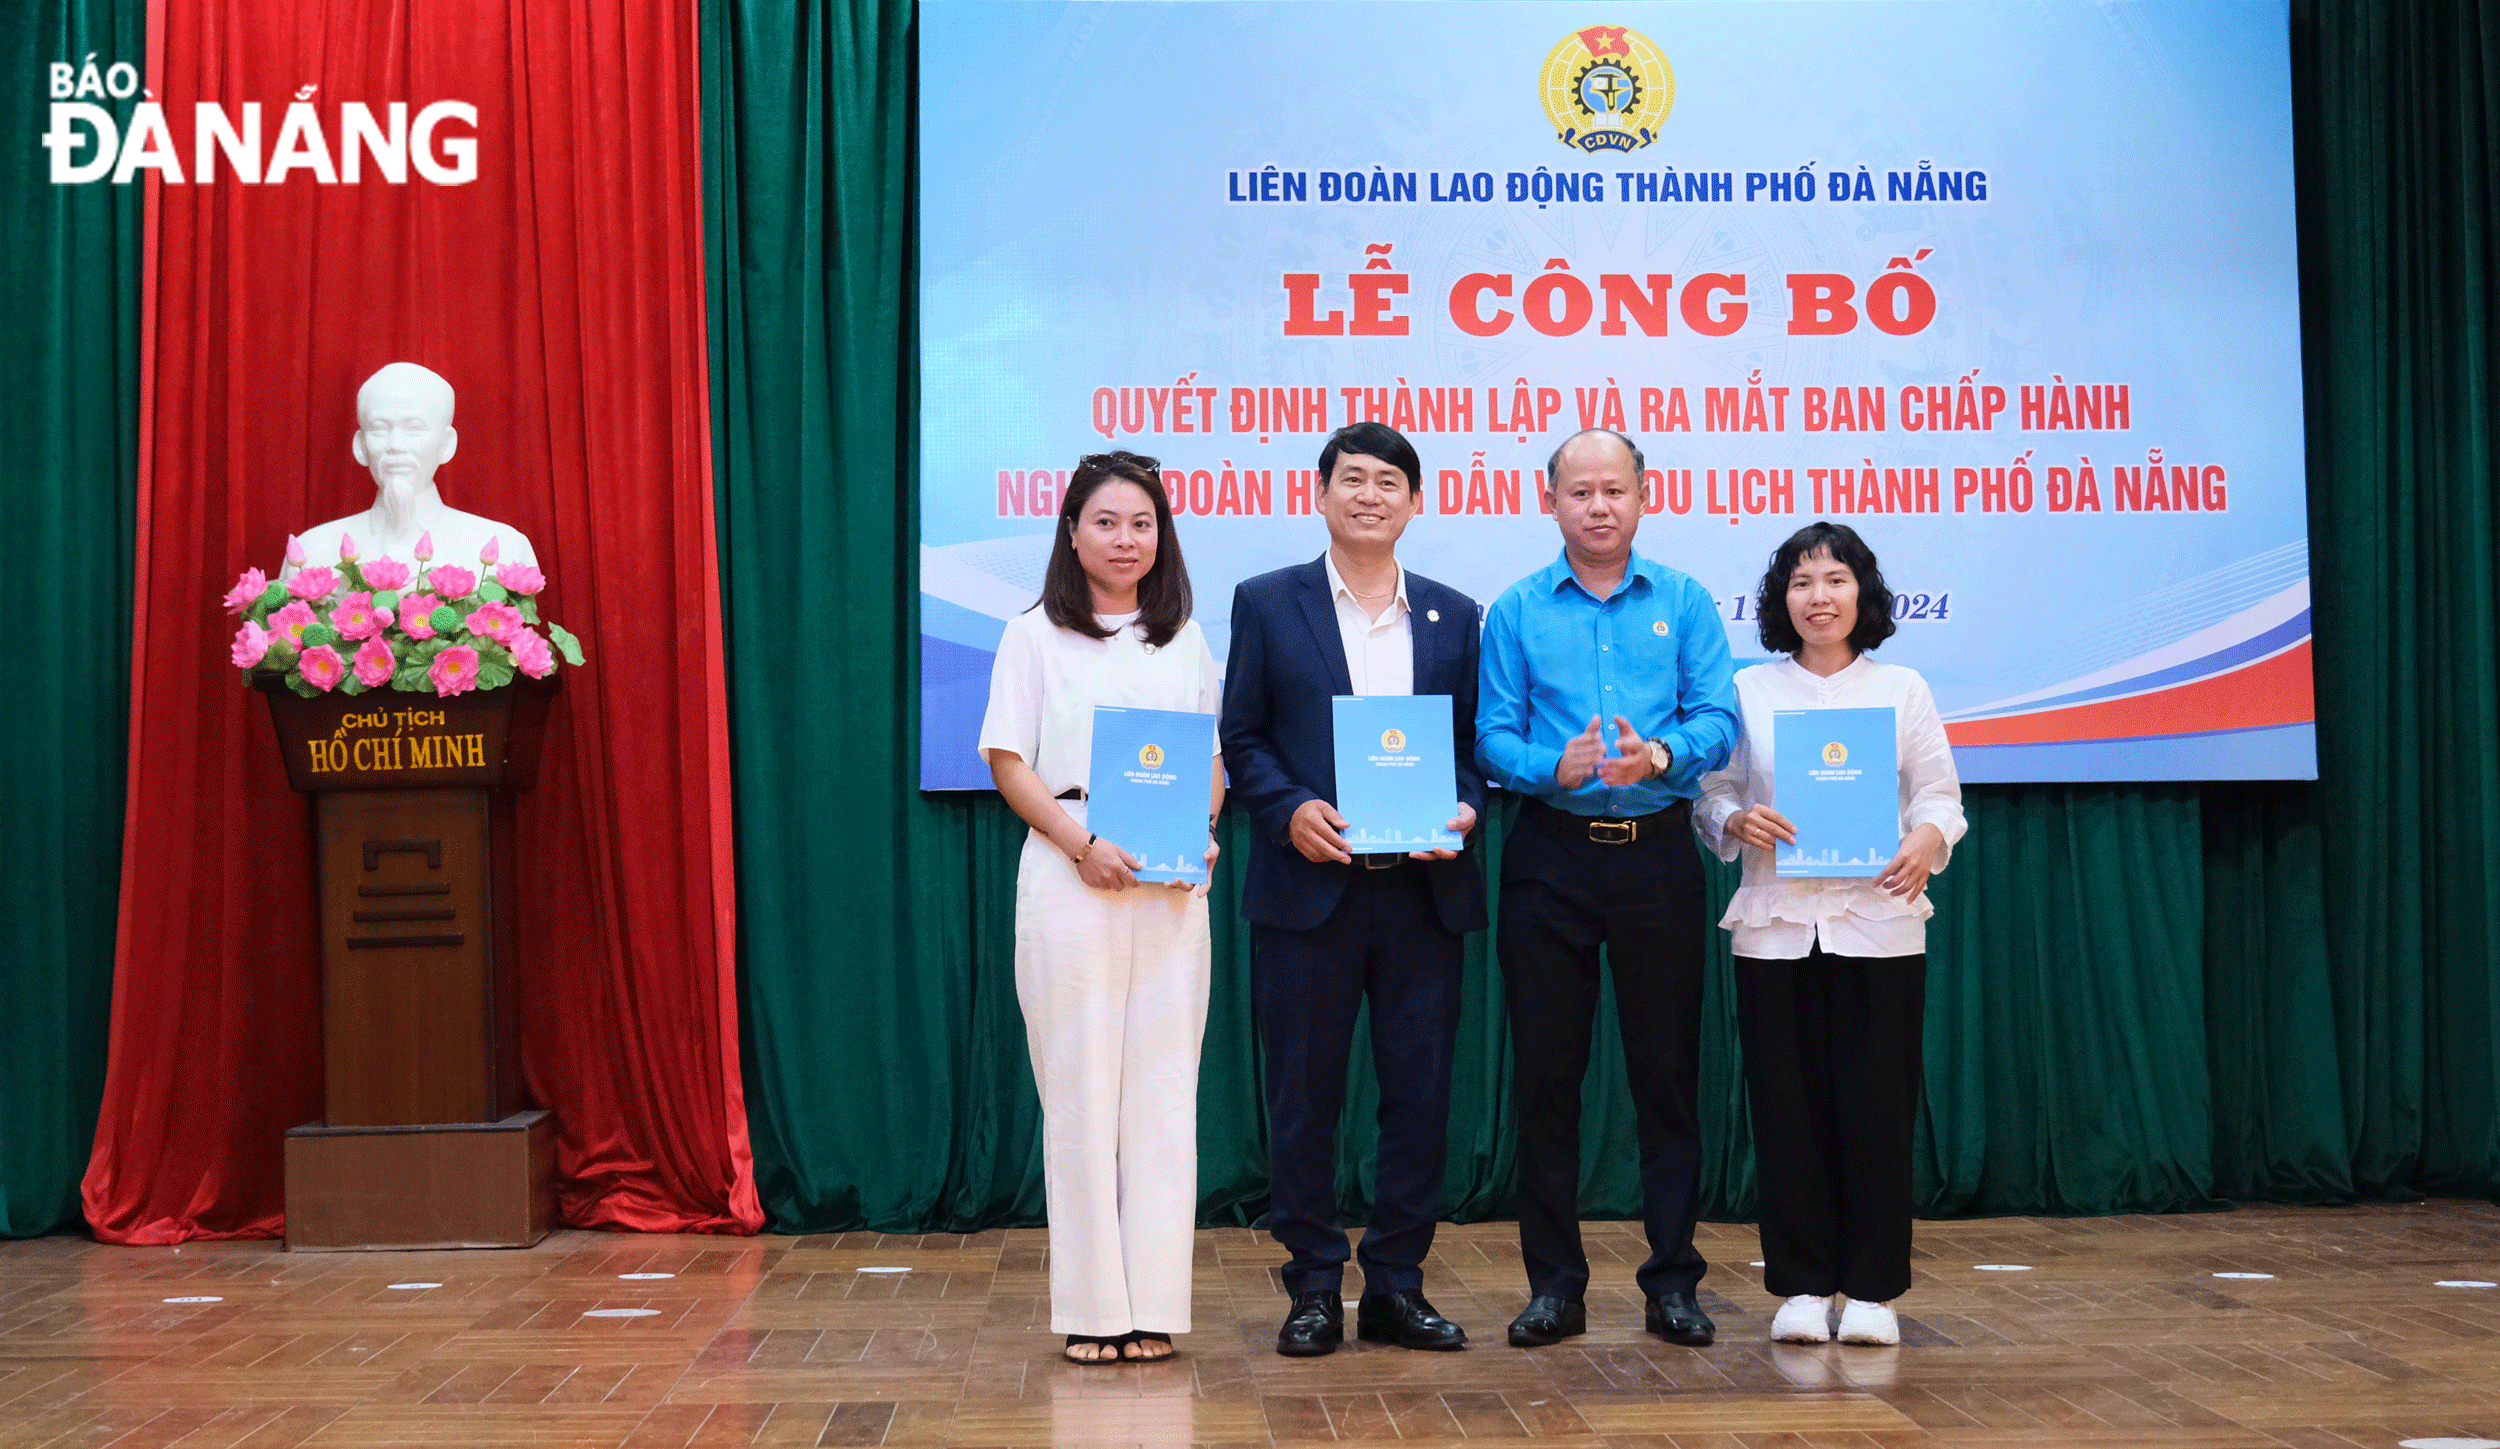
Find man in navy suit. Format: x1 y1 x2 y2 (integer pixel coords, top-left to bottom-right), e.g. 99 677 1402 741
1221 422 1487 1358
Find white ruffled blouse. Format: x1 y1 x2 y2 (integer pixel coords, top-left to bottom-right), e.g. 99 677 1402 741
1696 654 1967 959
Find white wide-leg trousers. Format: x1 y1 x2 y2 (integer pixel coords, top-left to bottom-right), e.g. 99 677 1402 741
1013 822 1212 1336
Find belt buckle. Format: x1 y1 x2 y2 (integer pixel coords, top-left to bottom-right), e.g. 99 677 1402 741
1360 853 1400 870
1587 818 1637 846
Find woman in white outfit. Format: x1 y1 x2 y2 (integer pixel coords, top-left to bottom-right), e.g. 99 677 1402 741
978 452 1225 1363
1697 521 1966 1348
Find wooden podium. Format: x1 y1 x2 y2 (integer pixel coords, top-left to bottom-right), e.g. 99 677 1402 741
261 678 560 1250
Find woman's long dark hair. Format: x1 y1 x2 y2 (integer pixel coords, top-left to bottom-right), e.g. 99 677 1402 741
1753 520 1898 655
1035 451 1193 647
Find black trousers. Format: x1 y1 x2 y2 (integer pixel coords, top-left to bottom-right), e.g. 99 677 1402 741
1733 946 1926 1302
1497 808 1708 1302
1252 864 1463 1297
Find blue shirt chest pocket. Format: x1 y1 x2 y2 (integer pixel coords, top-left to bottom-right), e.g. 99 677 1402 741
1616 607 1685 690
1517 607 1596 713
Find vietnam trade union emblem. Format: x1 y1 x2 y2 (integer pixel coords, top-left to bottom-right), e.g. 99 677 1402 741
1822 741 1849 766
1381 728 1407 753
1139 742 1165 769
1541 24 1673 154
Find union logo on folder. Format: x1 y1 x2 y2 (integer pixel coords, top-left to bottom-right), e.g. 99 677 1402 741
1775 707 1898 878
1333 696 1462 853
1088 708 1214 884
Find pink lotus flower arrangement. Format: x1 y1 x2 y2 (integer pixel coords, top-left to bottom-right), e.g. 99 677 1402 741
297 645 347 692
221 530 585 697
353 637 396 688
221 568 268 613
287 565 340 602
230 620 269 668
396 592 444 639
330 591 385 641
462 601 525 646
269 600 319 647
359 557 411 591
429 644 482 698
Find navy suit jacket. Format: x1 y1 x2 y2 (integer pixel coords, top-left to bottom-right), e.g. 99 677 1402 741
1220 557 1489 934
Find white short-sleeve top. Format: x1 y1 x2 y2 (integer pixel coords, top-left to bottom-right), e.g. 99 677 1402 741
976 607 1223 796
1695 654 1967 959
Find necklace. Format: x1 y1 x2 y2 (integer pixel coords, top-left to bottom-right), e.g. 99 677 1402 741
1335 549 1399 602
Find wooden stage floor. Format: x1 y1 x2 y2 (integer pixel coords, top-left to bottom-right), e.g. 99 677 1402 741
5 1204 2498 1448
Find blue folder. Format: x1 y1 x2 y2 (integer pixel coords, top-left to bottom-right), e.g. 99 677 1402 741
1086 706 1214 883
1332 695 1463 853
1772 706 1900 878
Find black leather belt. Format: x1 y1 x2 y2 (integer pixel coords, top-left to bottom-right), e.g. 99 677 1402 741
1354 852 1405 871
1520 795 1690 845
1055 787 1086 801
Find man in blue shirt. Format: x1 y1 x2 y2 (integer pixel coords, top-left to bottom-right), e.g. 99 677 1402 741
1477 428 1738 1350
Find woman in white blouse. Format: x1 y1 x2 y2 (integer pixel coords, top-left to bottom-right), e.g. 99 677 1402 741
977 452 1226 1364
1697 521 1966 1349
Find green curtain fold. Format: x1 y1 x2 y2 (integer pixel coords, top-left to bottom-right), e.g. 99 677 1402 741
2200 783 2351 1201
2279 0 2500 1202
1920 788 2221 1217
1 0 141 1237
703 0 1054 1232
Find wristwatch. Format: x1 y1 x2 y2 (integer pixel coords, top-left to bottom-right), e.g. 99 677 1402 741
1646 738 1673 778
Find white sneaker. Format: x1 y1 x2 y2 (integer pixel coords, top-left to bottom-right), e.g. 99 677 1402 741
1835 1297 1899 1345
1770 1294 1833 1343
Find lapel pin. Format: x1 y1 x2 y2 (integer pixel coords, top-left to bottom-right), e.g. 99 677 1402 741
1652 619 1670 635
1426 609 1440 622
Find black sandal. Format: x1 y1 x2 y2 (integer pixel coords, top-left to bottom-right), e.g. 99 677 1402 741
1121 1330 1175 1361
1064 1333 1124 1363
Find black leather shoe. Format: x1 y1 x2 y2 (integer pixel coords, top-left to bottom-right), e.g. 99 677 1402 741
1645 1289 1716 1346
1506 1294 1587 1347
1275 1290 1344 1357
1356 1290 1468 1350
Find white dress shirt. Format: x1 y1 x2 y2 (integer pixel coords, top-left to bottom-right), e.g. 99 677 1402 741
976 608 1223 795
1323 552 1413 695
1696 654 1967 959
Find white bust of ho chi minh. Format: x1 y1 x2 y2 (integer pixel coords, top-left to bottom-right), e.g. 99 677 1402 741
284 362 538 577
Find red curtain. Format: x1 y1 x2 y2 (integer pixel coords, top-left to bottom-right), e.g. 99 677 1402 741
82 0 759 1241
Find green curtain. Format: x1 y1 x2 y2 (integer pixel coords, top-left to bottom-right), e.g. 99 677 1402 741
0 2 142 1236
710 0 2498 1235
2249 0 2499 1200
1922 788 2221 1216
703 0 1046 1230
